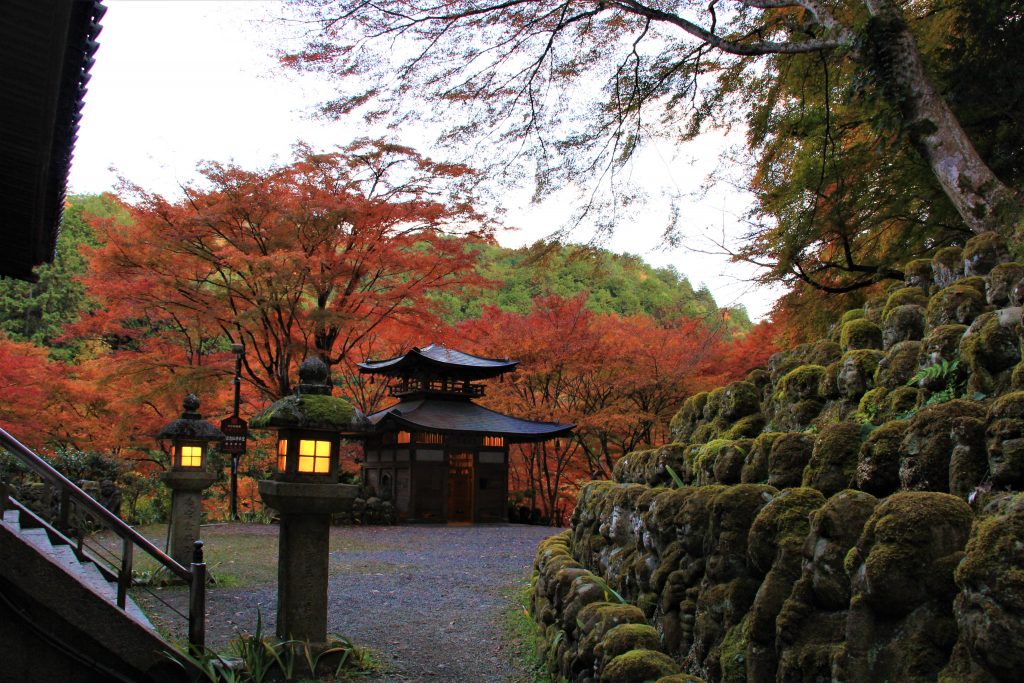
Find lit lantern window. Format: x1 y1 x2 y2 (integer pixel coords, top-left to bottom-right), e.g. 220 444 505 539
178 445 203 468
483 435 504 447
277 438 288 472
298 439 331 474
397 431 412 444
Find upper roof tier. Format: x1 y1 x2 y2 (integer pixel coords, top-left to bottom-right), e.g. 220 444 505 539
358 344 519 381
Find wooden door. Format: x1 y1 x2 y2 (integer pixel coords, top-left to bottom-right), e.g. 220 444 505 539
447 452 474 522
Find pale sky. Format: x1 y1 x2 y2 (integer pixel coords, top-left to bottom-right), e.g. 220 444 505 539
68 0 783 320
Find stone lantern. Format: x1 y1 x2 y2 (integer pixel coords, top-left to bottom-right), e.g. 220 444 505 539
156 394 225 566
251 357 367 646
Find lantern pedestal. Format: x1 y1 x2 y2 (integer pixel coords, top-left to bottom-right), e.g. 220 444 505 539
258 480 358 644
161 470 217 567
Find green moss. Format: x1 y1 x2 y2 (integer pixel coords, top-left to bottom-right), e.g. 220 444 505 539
963 230 1010 276
806 340 843 367
722 381 761 420
842 308 866 324
986 262 1024 305
819 361 841 400
727 413 766 439
249 393 359 430
874 340 923 389
718 613 752 683
741 432 782 483
858 387 889 425
768 433 816 489
904 259 933 289
670 391 709 443
934 246 964 270
884 287 929 315
602 649 681 683
597 624 662 665
746 368 770 389
655 675 706 683
840 318 883 352
884 386 919 417
779 365 826 401
803 422 862 496
858 420 910 496
927 284 984 327
748 487 826 574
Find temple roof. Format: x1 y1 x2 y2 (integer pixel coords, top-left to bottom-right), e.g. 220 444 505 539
1 0 105 280
358 343 518 380
368 398 573 444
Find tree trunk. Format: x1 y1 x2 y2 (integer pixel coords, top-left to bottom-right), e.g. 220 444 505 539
864 1 1022 235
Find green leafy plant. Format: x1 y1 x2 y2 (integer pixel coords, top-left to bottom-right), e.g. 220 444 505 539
590 576 626 604
665 464 685 489
908 359 966 407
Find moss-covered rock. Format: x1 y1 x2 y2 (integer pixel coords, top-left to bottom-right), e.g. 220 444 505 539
857 387 889 426
875 340 923 389
594 623 663 676
746 368 770 391
858 420 909 497
963 231 1011 277
960 308 1022 396
725 413 765 440
934 246 965 289
836 350 884 401
985 391 1024 489
901 399 988 492
842 308 866 324
818 360 841 401
250 393 363 431
670 392 708 444
713 439 753 485
881 304 926 349
775 490 878 682
840 318 883 352
884 286 929 315
904 259 933 292
927 283 985 327
779 364 826 402
949 416 988 500
947 503 1024 681
862 294 888 325
694 439 735 485
840 493 972 682
768 433 817 489
985 262 1024 306
718 614 751 683
721 381 761 420
601 649 681 683
655 675 705 683
806 340 843 367
741 432 781 484
746 488 826 683
803 422 862 496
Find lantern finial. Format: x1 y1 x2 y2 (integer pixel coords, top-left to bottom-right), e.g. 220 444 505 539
296 357 332 396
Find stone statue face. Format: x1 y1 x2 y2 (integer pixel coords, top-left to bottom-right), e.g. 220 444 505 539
837 356 868 400
988 434 1024 487
806 522 852 610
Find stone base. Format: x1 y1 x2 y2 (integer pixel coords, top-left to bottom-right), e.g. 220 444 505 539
257 480 358 515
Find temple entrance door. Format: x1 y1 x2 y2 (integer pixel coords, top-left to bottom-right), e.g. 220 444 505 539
447 452 474 522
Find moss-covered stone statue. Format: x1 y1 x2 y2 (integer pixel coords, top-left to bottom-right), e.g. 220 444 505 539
837 493 973 682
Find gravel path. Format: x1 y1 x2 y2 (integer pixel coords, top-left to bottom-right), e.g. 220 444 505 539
139 524 560 682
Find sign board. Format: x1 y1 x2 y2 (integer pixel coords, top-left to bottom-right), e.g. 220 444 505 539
220 415 248 455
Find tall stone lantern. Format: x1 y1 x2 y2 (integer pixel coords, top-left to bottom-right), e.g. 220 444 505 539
251 358 367 646
156 394 225 567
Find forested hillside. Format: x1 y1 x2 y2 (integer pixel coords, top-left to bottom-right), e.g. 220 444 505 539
0 184 773 524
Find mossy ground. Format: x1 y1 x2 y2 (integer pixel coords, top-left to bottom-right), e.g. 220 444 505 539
506 581 556 683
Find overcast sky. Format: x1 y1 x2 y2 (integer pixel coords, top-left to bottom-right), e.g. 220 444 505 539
68 0 783 320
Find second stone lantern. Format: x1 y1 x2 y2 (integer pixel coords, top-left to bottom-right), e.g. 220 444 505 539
251 357 368 646
156 394 225 567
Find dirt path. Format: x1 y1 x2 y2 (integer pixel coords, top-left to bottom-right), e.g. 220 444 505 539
138 523 560 682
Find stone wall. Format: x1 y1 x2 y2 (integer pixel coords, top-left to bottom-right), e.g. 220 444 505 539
530 232 1024 683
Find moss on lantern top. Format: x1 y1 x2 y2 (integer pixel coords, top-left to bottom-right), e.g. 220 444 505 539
250 358 368 433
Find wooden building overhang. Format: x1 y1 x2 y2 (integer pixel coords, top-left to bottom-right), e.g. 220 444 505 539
1 0 105 281
367 398 574 444
358 343 519 381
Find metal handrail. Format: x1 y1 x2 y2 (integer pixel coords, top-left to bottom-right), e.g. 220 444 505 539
0 425 205 648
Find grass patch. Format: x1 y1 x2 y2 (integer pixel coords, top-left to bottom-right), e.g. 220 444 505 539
504 579 554 683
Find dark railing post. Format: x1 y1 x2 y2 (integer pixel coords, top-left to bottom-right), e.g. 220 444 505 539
117 536 133 609
58 488 70 532
188 540 206 650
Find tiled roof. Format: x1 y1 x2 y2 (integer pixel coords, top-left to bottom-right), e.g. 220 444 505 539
358 343 518 379
368 398 573 443
1 0 105 280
